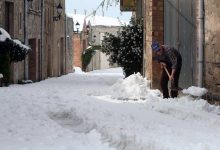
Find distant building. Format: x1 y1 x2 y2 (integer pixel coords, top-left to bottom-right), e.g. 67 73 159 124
67 13 125 71
0 0 73 84
87 25 121 71
130 0 220 102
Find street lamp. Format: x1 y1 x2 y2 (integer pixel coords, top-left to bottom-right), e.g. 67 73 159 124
53 2 63 21
75 22 80 33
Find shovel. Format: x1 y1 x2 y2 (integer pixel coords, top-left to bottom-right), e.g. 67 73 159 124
163 66 182 92
164 66 207 98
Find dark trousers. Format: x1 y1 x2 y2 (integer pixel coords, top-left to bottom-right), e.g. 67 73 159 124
160 62 182 98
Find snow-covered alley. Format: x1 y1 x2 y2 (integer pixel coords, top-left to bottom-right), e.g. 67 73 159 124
0 67 220 150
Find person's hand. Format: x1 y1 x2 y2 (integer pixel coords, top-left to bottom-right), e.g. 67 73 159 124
170 69 176 81
169 75 174 81
160 62 166 68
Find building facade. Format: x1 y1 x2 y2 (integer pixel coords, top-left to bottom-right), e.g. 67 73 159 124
132 0 220 101
0 0 73 84
0 0 27 83
72 32 82 68
204 0 220 101
65 16 74 73
87 25 121 71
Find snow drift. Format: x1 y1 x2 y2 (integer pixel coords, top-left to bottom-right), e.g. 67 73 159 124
1 68 220 150
182 86 208 97
111 73 161 100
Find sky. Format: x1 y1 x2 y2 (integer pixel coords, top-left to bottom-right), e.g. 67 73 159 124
65 0 132 22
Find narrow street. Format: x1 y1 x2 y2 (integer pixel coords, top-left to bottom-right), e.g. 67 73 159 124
1 0 220 149
0 68 220 150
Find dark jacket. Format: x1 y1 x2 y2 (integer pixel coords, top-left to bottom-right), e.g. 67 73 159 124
157 45 182 69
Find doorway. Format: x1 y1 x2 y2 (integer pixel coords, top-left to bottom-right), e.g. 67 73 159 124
5 1 14 36
28 39 39 82
164 0 196 88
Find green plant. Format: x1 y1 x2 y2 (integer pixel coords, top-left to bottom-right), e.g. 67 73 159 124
81 45 102 71
0 28 31 85
0 39 12 85
102 18 143 77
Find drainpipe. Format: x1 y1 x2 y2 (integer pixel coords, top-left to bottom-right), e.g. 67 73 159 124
24 0 28 80
65 14 67 74
40 0 45 80
197 0 204 87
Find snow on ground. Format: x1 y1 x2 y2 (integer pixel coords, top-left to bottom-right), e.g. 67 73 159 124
73 67 86 74
110 73 161 100
0 67 220 150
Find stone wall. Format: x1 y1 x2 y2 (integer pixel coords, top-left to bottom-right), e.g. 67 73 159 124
143 0 164 89
73 33 82 68
204 0 220 99
0 0 25 83
28 0 41 82
66 16 73 73
43 0 66 78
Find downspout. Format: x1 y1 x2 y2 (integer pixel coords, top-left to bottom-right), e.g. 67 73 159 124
24 0 28 80
64 13 67 74
40 0 45 80
197 0 205 87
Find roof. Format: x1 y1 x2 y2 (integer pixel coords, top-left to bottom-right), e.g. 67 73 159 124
66 13 128 31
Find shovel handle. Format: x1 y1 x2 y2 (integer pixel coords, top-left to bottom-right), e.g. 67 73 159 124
163 66 171 79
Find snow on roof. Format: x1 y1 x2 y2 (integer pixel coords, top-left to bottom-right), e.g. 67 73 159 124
0 27 11 42
67 13 128 31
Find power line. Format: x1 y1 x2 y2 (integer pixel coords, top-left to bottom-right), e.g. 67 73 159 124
85 0 119 19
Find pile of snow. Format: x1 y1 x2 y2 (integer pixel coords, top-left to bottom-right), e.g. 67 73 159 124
89 67 124 76
0 28 11 42
111 73 161 100
0 74 3 78
182 86 208 97
74 67 85 74
67 13 128 31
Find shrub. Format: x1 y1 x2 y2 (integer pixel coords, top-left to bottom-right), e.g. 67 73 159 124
102 18 143 77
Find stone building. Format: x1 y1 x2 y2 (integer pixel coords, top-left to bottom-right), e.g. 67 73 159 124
87 25 121 71
204 0 220 100
0 0 73 84
0 0 27 83
65 16 74 73
129 0 220 101
72 32 82 68
67 14 88 69
68 14 125 71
